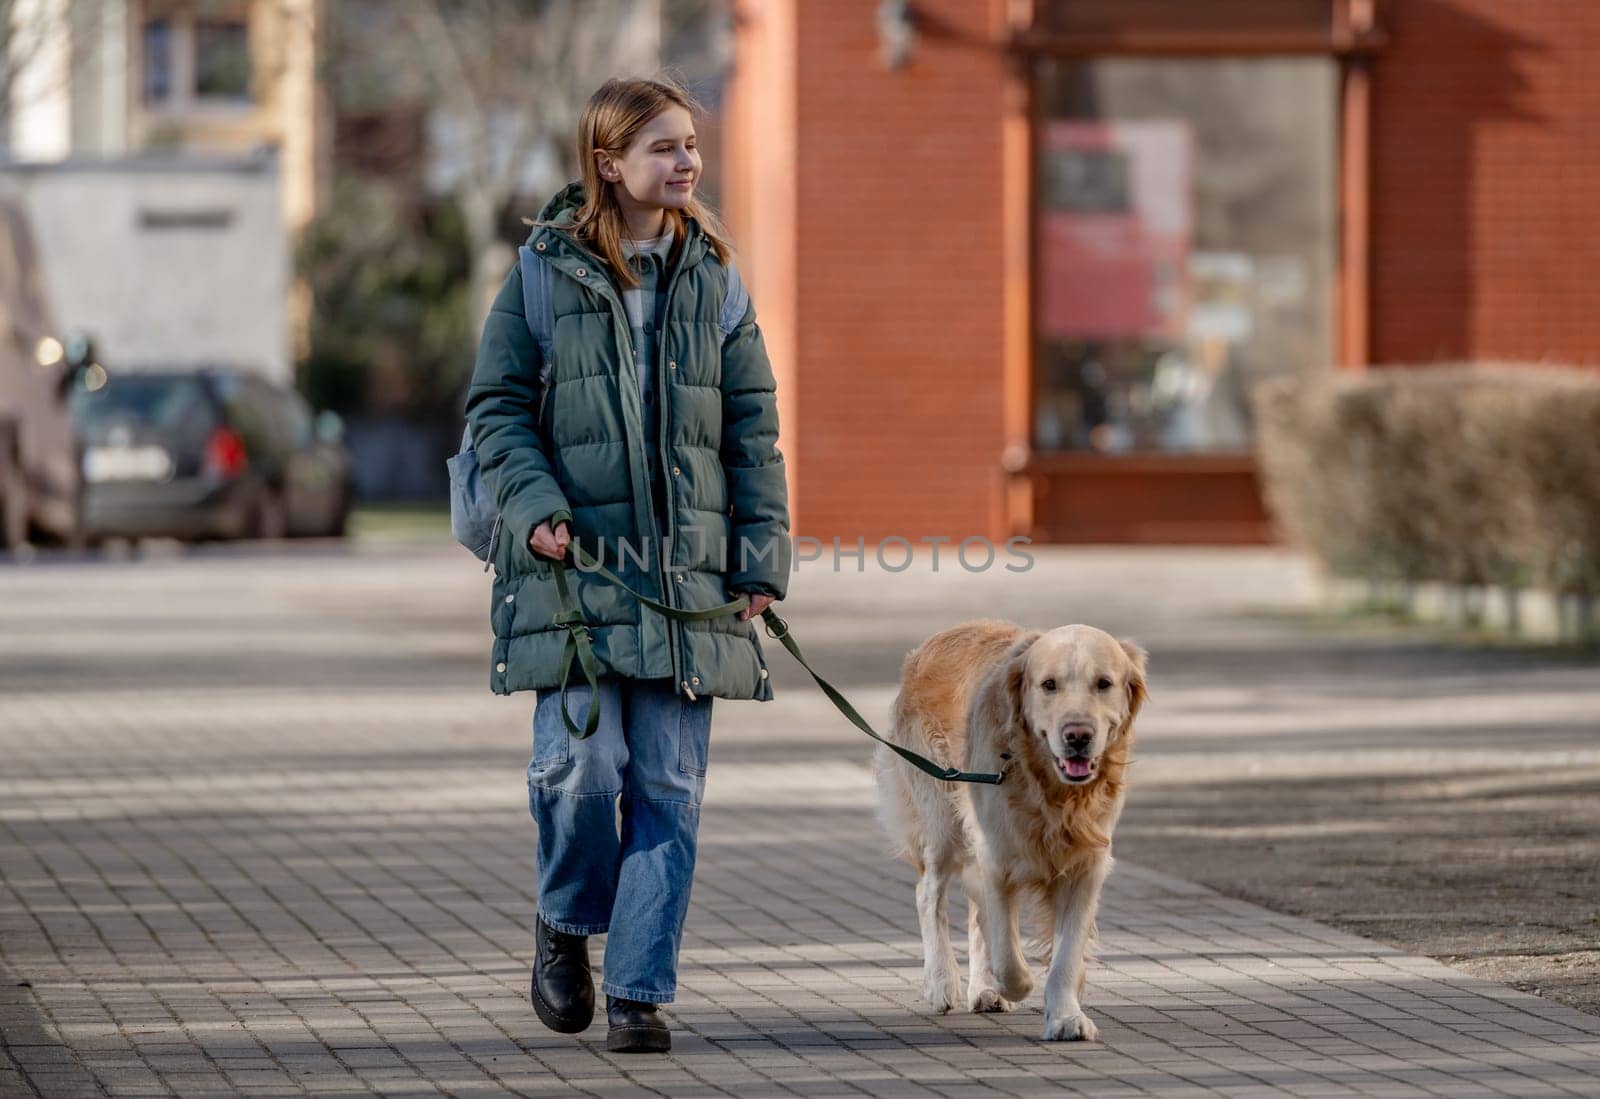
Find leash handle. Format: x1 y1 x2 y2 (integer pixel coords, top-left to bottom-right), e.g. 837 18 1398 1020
547 541 747 739
546 540 1007 784
569 542 750 621
551 557 602 738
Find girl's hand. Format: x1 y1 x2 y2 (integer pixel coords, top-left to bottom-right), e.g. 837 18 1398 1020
738 592 775 621
529 520 570 560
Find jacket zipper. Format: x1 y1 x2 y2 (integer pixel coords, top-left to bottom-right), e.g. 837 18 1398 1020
609 302 679 689
582 245 683 691
552 230 698 695
655 237 694 696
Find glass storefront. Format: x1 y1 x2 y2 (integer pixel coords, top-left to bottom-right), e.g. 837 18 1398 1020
1032 57 1337 454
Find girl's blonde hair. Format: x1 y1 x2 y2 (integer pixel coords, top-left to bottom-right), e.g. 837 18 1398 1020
542 76 734 289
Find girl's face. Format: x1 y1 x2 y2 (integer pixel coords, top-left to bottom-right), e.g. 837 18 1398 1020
596 105 700 215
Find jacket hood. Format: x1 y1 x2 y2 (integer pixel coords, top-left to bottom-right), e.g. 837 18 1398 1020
534 179 588 227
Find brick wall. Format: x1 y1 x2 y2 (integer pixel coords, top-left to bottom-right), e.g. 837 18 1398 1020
727 0 1600 547
787 0 1010 543
1371 0 1600 365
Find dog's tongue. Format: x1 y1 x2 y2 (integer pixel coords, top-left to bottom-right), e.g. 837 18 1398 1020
1065 757 1092 778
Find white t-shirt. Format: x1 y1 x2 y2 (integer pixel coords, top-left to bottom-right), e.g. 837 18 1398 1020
618 227 676 333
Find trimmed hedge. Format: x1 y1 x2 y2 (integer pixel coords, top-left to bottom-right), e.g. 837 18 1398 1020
1252 365 1600 606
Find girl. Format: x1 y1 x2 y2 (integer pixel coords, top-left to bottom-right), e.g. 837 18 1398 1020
465 77 791 1054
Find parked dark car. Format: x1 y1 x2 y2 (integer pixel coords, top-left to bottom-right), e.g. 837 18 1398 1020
71 368 352 542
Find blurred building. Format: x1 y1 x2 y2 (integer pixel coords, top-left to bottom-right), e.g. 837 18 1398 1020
2 0 322 381
7 0 321 227
724 0 1600 544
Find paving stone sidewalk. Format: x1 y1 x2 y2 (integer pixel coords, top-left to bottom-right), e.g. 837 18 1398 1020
3 543 1599 1097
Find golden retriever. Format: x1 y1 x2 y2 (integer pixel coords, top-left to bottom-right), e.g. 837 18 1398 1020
872 619 1149 1041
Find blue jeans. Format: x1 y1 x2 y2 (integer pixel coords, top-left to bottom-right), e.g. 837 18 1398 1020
527 676 713 1004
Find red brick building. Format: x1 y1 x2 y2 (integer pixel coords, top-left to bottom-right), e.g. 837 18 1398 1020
721 0 1600 544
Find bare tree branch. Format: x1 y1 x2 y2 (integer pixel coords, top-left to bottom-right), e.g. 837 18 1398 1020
0 0 107 145
325 0 658 321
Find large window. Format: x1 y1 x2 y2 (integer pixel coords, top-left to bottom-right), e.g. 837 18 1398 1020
1032 57 1337 453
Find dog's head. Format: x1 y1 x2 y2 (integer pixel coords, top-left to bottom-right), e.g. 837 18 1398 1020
1004 625 1148 787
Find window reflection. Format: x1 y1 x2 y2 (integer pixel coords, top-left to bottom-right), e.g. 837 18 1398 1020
1034 57 1336 453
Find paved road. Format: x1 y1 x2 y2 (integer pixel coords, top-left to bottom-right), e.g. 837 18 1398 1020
2 540 1598 1097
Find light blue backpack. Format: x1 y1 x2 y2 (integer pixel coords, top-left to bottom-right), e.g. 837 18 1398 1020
448 242 749 572
448 244 557 571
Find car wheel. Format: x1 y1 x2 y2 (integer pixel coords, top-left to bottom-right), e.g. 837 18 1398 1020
60 496 89 553
0 459 27 550
253 487 288 541
326 487 351 538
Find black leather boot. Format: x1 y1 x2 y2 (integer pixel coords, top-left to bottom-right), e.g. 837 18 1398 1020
530 915 594 1033
605 995 671 1053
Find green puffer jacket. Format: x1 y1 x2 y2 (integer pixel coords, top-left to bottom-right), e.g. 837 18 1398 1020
465 181 791 702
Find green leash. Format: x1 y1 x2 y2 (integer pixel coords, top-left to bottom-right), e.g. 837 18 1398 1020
546 541 1006 785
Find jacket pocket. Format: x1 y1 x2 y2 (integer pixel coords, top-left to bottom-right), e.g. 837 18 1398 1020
749 621 770 668
509 522 556 574
676 694 713 778
530 691 573 770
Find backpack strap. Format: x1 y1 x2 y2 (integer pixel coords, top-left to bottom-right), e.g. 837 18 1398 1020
518 243 557 383
718 260 751 338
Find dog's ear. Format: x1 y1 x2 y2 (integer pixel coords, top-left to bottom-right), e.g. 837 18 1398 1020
1119 639 1149 727
1003 631 1042 733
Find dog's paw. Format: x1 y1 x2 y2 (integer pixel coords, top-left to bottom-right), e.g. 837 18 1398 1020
1041 1010 1098 1042
994 966 1034 1003
922 970 961 1014
968 987 1016 1013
